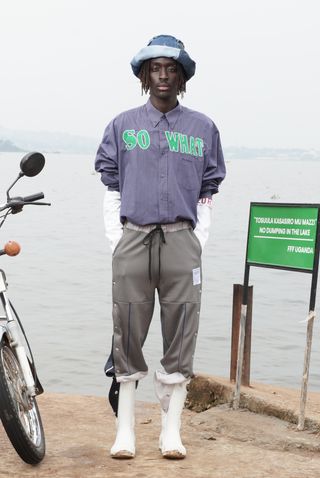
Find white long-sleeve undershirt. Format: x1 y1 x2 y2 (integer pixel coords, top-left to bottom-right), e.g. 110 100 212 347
103 190 123 253
193 197 213 251
103 190 213 253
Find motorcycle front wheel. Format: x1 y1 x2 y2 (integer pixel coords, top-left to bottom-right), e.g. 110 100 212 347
0 339 45 464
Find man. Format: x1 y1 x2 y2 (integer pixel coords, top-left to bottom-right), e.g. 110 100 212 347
95 34 226 460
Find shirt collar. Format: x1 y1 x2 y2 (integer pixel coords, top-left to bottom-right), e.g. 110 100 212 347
145 99 182 129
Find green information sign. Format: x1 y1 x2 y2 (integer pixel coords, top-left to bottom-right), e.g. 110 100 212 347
247 203 319 271
236 203 320 423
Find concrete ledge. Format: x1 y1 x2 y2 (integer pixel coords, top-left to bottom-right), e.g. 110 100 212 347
186 374 320 432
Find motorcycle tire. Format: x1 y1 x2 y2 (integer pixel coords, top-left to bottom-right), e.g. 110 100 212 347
0 339 45 464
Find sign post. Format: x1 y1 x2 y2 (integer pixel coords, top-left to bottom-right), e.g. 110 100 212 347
233 203 320 429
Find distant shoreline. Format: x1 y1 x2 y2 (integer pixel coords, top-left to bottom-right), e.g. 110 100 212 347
1 149 319 161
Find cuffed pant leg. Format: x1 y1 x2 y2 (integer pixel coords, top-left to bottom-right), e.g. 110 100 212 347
113 301 154 378
160 302 200 377
159 228 202 378
112 228 156 380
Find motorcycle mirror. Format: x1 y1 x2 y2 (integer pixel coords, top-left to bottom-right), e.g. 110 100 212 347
20 152 45 177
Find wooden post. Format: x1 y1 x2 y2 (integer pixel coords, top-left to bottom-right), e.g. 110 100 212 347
230 284 253 386
297 311 315 430
297 219 320 430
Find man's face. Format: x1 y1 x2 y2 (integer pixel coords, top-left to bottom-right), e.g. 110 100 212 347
148 57 179 102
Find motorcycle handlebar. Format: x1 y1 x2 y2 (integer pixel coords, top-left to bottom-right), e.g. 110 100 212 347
22 192 45 202
0 193 50 212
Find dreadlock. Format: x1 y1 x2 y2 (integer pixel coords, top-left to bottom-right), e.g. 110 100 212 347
138 59 187 98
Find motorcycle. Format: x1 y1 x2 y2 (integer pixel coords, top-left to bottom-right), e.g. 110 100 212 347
0 152 50 464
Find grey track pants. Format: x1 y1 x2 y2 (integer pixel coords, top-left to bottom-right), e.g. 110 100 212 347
111 223 202 380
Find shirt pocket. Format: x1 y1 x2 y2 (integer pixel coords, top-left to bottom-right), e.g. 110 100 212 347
177 157 203 191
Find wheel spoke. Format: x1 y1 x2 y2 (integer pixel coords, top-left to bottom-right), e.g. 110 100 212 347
0 346 42 446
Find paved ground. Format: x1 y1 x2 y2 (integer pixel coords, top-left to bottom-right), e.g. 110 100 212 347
0 375 319 477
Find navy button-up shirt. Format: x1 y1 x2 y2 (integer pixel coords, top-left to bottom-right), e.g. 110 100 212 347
95 100 226 228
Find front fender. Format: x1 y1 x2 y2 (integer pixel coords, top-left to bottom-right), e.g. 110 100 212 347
0 327 44 395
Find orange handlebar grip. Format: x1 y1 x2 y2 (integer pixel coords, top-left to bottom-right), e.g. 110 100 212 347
4 241 21 256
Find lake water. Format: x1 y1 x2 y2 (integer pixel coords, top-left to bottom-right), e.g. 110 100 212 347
0 153 319 402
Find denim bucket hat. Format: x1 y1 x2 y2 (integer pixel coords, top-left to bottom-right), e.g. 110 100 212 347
130 34 196 81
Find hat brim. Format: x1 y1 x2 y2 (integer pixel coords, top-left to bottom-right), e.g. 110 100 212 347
131 45 196 81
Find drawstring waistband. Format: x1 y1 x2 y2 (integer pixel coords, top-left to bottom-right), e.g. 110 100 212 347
143 225 166 281
125 221 191 233
125 221 191 282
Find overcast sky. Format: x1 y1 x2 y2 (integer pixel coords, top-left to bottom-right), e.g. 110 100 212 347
1 0 319 149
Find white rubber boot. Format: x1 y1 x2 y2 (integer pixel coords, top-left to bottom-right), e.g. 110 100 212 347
160 382 187 459
110 381 136 458
159 409 167 450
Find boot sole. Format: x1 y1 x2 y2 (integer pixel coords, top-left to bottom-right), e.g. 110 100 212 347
162 450 186 459
111 450 135 459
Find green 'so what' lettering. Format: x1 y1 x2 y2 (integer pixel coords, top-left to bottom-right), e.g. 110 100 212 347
137 130 150 150
122 129 137 150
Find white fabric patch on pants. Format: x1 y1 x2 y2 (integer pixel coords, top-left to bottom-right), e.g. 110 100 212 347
192 267 201 285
